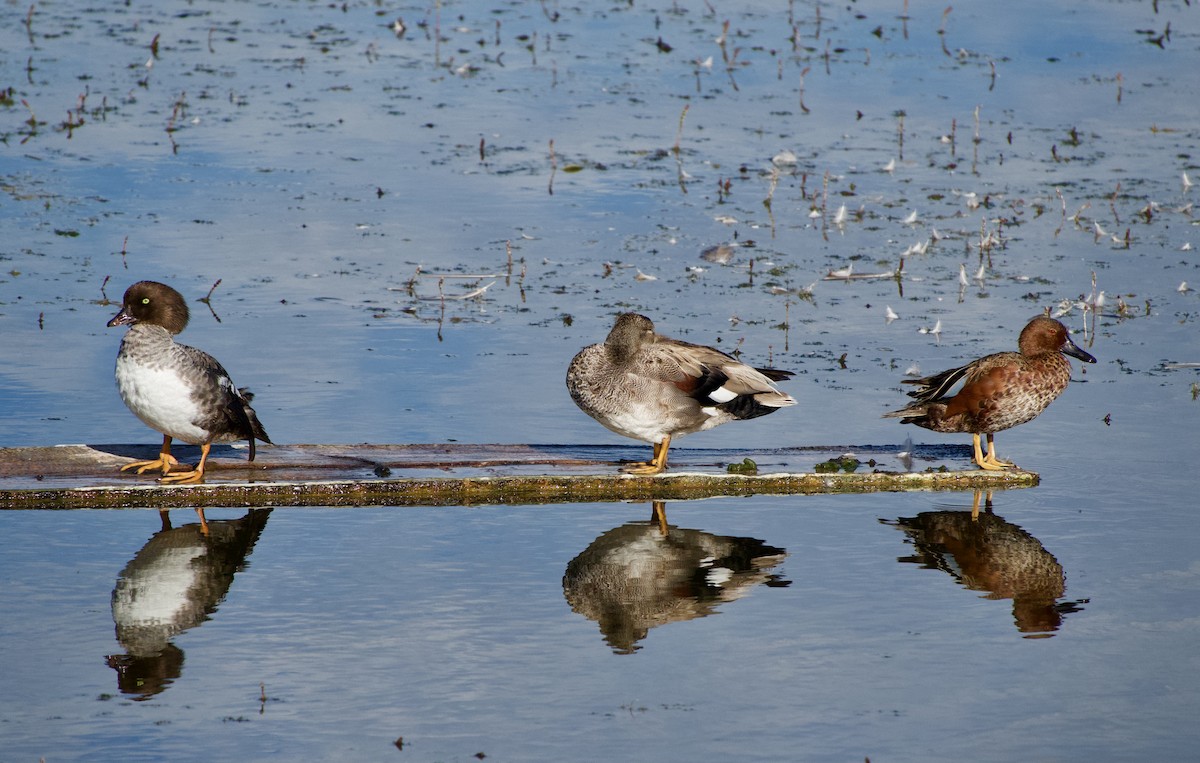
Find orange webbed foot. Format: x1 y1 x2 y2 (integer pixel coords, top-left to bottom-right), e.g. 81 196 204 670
621 436 670 475
119 452 182 476
981 452 1016 470
157 442 211 484
982 435 1016 469
159 469 205 485
970 433 1009 470
623 461 666 475
120 435 181 477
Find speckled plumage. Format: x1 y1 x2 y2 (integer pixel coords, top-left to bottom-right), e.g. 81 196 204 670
563 503 786 653
567 312 796 474
884 315 1096 470
108 281 270 483
886 506 1072 634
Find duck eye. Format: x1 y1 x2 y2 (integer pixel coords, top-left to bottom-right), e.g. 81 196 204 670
141 298 150 305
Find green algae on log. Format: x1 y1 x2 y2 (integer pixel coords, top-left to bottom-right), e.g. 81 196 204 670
0 443 1036 509
0 470 1036 510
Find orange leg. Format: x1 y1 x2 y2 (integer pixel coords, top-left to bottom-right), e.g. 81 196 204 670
970 488 997 520
160 442 211 484
158 507 209 534
651 500 669 534
120 434 183 476
972 433 1003 471
624 435 671 475
622 440 661 473
981 434 1015 469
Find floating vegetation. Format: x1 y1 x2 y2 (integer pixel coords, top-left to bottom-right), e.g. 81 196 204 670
726 458 759 475
814 455 863 474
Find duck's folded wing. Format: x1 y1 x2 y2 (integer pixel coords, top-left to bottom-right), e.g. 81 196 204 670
655 342 795 406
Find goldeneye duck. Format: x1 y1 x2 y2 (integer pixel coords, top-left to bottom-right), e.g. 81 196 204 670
884 315 1096 471
107 280 271 484
566 312 796 475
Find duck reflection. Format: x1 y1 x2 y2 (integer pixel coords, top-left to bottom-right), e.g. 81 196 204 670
883 491 1085 637
563 501 789 654
106 508 271 699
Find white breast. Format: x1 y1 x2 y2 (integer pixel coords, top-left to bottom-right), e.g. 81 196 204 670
112 543 208 627
115 357 210 444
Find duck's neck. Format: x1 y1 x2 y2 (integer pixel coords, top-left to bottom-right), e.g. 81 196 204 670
120 324 177 361
605 333 646 365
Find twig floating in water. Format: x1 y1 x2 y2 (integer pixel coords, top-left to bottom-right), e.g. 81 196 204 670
200 278 222 303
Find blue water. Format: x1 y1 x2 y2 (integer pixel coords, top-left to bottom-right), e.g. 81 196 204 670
2 0 1199 760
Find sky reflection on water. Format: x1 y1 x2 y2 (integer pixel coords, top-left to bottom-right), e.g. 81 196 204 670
2 489 1199 762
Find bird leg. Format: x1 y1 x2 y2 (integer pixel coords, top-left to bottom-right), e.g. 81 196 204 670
120 434 183 476
651 500 669 534
158 508 208 534
160 442 211 484
972 433 1003 471
621 441 658 473
981 434 1015 469
623 435 671 475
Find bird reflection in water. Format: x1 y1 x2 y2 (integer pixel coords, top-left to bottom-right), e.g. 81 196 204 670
563 501 789 654
882 491 1087 637
106 508 271 699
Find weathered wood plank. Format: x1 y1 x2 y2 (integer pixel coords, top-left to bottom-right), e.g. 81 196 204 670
0 443 1037 509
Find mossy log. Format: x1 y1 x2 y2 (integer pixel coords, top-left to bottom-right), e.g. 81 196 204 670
0 443 1037 509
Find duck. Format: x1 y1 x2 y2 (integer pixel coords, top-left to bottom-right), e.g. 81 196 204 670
107 508 272 698
107 280 271 484
566 312 796 474
884 496 1076 636
884 315 1096 470
563 502 788 654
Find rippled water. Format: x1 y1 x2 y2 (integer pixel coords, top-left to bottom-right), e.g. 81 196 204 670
4 487 1199 762
2 0 1199 760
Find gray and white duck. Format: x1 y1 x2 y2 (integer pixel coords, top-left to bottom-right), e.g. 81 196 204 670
567 312 796 474
107 280 271 484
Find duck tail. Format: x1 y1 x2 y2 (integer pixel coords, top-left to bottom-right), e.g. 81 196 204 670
882 402 932 427
718 390 796 420
238 387 273 455
755 366 795 382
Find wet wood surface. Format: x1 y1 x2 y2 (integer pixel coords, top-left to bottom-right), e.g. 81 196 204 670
0 442 1038 509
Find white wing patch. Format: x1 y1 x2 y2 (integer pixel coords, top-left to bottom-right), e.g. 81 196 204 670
707 385 738 404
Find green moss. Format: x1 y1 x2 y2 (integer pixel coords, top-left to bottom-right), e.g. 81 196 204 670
726 458 759 475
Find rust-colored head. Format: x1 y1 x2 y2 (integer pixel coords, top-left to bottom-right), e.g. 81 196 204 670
1018 316 1096 364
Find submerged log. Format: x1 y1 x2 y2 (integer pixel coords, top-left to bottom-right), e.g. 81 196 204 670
0 442 1037 509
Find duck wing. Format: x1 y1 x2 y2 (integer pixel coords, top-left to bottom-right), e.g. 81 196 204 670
652 339 795 407
178 344 271 449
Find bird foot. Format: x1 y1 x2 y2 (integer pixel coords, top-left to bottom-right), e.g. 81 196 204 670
622 462 665 475
974 458 1008 471
159 469 205 485
120 453 181 476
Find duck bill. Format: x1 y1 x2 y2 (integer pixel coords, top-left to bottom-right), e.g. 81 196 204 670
107 307 135 328
1062 335 1097 364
